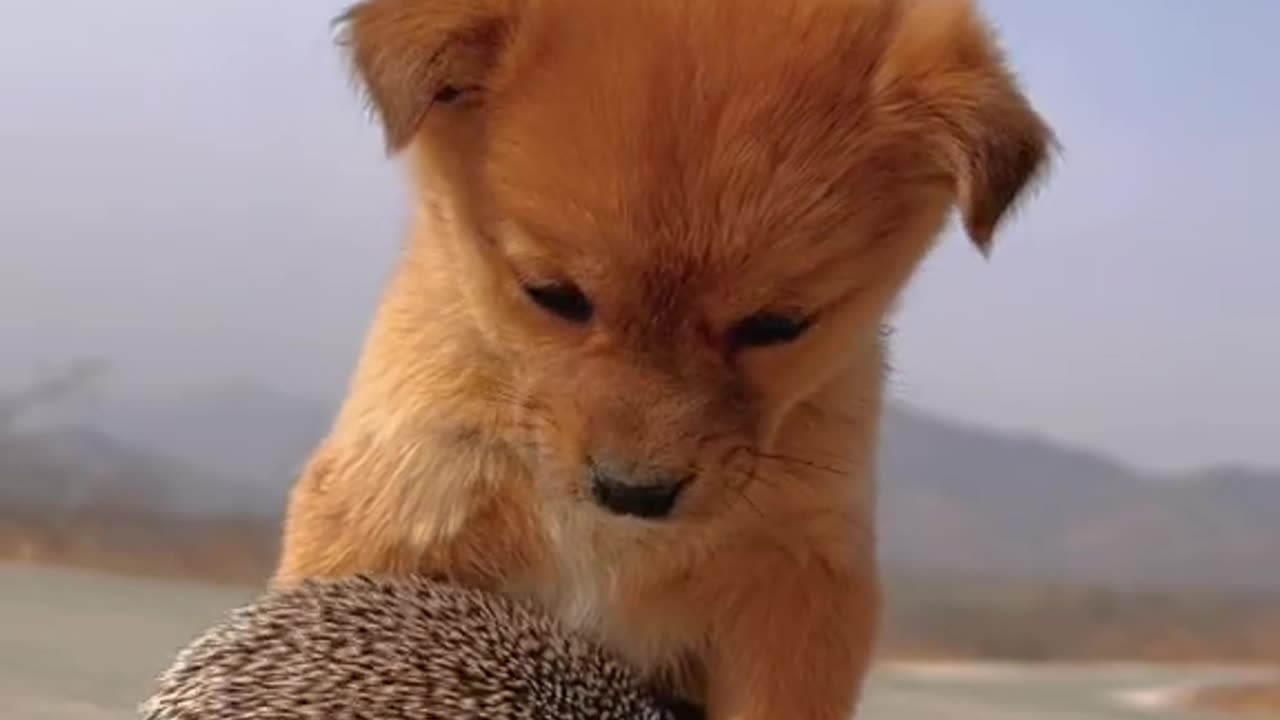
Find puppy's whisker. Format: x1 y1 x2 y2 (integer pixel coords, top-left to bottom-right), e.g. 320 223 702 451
796 400 873 430
748 451 852 479
718 464 767 522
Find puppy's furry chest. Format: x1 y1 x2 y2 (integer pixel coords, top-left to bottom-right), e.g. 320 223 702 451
525 515 704 680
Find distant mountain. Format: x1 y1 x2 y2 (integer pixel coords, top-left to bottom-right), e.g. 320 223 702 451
0 426 264 518
877 406 1280 591
6 380 1279 591
71 380 335 504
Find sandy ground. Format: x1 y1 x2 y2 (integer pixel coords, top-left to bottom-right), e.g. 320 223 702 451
1 564 1269 720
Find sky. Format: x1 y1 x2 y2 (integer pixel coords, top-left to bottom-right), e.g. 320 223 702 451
1 1 1277 473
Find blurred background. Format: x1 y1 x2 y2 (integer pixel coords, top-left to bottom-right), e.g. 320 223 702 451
1 1 1277 719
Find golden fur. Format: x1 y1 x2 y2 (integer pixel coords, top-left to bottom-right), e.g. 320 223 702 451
277 0 1054 718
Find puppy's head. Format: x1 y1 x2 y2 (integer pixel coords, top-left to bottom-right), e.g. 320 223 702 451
339 0 1053 525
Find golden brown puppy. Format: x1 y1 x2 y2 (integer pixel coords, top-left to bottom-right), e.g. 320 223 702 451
277 0 1054 718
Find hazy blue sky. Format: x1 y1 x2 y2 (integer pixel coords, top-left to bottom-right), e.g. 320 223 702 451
1 1 1277 472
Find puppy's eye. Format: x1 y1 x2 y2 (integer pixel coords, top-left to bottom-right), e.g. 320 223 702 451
523 282 594 324
729 312 812 351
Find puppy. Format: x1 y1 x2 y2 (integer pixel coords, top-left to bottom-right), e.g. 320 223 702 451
277 1 1053 718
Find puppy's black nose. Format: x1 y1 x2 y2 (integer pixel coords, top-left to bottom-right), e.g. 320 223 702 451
588 460 692 520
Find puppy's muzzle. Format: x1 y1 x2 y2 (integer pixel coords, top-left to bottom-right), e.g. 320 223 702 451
588 458 692 520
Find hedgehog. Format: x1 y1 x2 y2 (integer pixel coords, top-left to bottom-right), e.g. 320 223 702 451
140 575 703 720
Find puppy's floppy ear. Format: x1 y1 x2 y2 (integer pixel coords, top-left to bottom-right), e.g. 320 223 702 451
879 0 1056 254
335 0 516 153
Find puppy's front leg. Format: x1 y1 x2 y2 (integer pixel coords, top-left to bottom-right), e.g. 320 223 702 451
704 553 879 720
